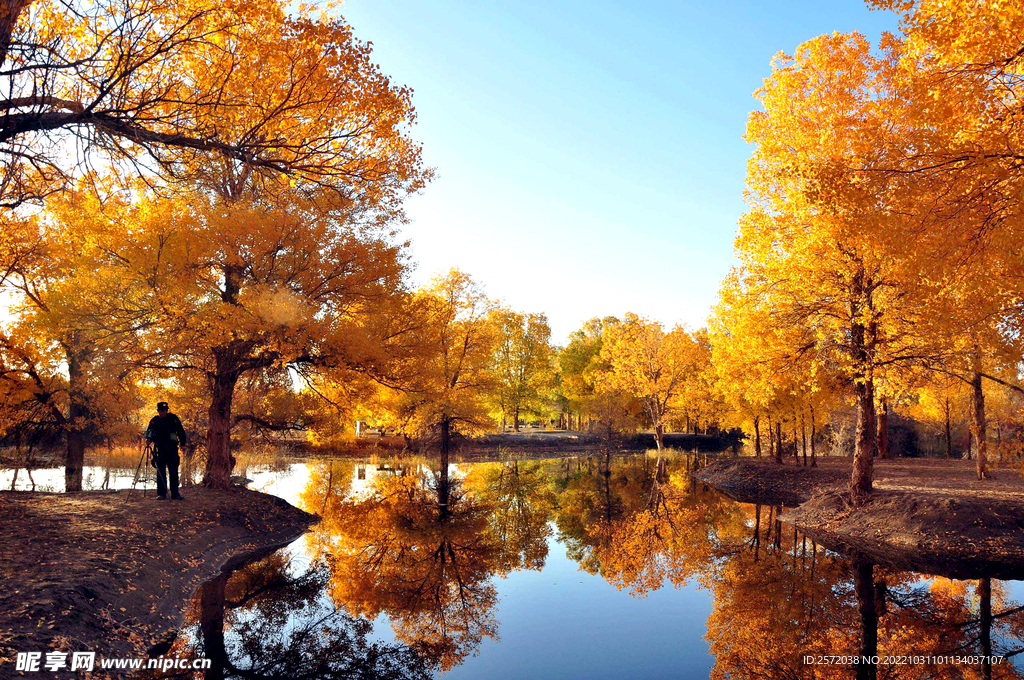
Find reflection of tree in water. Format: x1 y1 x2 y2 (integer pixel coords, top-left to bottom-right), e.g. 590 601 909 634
157 550 432 680
463 459 556 572
295 455 1024 679
550 453 747 593
544 456 1024 680
704 503 1024 680
304 458 553 671
549 454 628 573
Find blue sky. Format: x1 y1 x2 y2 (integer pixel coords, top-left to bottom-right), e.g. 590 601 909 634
340 0 900 343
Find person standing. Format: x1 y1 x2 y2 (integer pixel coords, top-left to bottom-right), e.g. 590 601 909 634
145 401 187 500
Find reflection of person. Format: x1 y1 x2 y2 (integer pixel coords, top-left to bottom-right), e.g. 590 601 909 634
145 401 187 500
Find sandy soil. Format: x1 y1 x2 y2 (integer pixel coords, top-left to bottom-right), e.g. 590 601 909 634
695 456 1024 579
0 487 317 677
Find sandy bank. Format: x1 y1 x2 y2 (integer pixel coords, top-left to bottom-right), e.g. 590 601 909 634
0 487 317 676
695 457 1024 579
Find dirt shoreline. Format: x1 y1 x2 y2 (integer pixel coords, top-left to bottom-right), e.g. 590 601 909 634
314 431 737 459
695 457 1024 579
0 487 317 677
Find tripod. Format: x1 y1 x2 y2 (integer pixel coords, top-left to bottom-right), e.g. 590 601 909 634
126 438 155 502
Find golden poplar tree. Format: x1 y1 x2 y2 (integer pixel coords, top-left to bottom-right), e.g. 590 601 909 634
371 270 497 464
600 313 702 450
0 0 429 206
735 32 933 501
84 184 408 487
488 308 552 432
0 182 144 490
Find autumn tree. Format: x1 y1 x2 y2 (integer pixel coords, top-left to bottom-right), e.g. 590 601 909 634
0 0 428 207
489 308 551 432
89 184 409 488
865 0 1024 226
858 0 1024 480
600 313 702 450
734 32 947 501
721 2 1024 487
674 328 726 435
712 268 845 466
0 0 428 487
556 317 639 438
711 270 784 460
0 185 145 490
370 270 496 471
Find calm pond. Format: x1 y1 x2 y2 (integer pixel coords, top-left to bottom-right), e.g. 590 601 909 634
11 453 1024 679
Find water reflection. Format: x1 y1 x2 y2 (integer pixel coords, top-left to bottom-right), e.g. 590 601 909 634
157 453 1024 679
301 460 551 670
706 502 1024 680
549 453 745 595
154 549 433 679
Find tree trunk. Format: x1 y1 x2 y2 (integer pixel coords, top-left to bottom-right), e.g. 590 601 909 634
513 408 520 433
753 504 761 561
970 350 988 480
776 420 783 465
801 409 807 467
996 424 1003 462
440 418 451 462
438 418 451 520
944 396 952 459
64 345 89 493
810 404 817 467
792 410 799 462
65 428 86 493
768 414 776 461
851 374 877 504
654 423 664 450
790 411 798 458
876 395 890 459
849 274 877 506
754 416 762 457
203 354 239 489
854 559 878 680
0 0 32 68
979 577 992 680
875 579 887 617
199 572 228 680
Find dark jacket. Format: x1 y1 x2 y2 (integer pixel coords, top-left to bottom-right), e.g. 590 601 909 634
146 413 188 452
